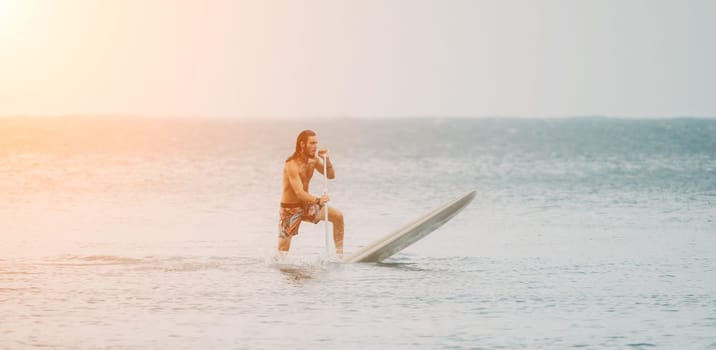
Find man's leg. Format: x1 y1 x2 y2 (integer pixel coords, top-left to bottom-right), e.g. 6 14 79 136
278 236 292 252
317 206 345 256
278 208 303 253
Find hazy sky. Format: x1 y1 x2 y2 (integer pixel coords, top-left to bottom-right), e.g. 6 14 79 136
1 0 714 118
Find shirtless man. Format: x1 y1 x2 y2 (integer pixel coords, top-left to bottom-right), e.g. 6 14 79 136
278 130 344 256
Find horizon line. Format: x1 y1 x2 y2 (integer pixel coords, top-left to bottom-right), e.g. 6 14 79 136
1 114 715 120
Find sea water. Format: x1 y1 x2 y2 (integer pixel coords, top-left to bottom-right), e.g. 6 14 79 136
1 117 714 349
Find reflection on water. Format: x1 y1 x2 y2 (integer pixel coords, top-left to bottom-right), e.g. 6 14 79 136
278 267 315 282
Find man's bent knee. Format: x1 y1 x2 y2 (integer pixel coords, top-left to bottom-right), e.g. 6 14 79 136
329 208 343 223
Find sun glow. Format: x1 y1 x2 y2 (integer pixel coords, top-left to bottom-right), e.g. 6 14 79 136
0 0 20 30
0 0 36 46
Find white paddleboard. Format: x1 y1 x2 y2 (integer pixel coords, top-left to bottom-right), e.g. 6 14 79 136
343 190 476 263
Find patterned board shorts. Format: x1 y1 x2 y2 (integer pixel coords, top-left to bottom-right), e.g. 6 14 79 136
278 203 323 239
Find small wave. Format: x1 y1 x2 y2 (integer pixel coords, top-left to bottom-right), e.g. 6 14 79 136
50 255 144 265
134 261 221 272
0 287 40 293
374 261 427 272
133 256 262 272
78 255 144 264
376 255 486 272
40 254 264 272
627 343 656 348
0 270 33 275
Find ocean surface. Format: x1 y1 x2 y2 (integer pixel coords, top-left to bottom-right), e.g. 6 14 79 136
1 116 715 349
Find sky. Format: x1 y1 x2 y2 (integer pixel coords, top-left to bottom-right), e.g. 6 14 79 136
0 0 714 118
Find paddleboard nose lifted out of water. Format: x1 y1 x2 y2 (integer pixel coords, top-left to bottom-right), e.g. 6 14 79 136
278 129 475 263
343 190 476 263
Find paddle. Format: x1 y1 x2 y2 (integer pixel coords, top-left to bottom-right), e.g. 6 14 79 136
322 153 330 255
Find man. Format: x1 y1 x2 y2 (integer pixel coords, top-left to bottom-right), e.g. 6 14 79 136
278 130 344 256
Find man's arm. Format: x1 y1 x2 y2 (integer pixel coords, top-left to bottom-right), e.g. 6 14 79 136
315 152 335 179
286 162 319 203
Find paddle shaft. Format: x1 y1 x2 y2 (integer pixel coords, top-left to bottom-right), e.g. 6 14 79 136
322 154 330 254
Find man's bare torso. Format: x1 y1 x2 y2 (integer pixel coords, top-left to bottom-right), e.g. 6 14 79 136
281 157 317 204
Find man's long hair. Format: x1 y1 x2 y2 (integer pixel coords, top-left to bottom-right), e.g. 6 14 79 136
286 129 316 162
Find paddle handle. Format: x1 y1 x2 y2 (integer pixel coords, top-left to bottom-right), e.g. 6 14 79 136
323 154 330 255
